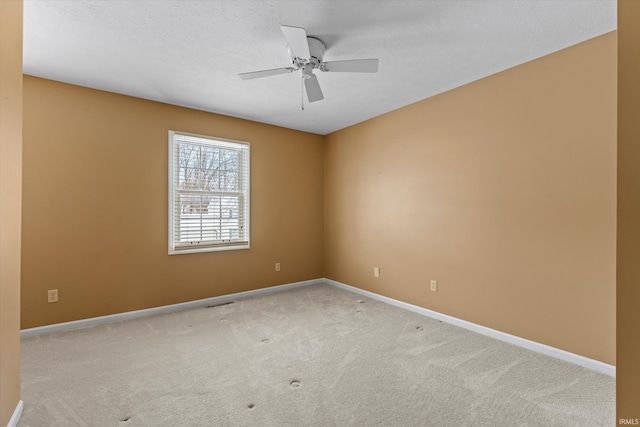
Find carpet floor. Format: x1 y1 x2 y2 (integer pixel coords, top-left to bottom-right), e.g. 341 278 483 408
19 283 615 426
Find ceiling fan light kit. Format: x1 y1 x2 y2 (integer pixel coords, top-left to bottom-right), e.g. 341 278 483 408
238 25 379 105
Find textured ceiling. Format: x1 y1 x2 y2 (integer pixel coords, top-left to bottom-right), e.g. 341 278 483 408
23 1 616 135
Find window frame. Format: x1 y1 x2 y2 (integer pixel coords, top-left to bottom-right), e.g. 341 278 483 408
168 130 250 255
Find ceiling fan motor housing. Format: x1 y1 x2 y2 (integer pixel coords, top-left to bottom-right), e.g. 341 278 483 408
289 37 325 68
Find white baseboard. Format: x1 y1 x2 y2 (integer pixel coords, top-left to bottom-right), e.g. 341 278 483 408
7 400 23 427
21 278 323 339
19 277 615 378
325 279 616 378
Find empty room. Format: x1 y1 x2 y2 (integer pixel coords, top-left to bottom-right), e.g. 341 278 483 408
2 1 640 426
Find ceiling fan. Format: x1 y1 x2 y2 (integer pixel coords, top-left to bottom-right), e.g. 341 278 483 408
238 25 379 103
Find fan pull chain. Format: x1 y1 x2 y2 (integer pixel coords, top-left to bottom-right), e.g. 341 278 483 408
301 77 304 111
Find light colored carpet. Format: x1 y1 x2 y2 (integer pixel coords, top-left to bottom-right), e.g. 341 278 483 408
19 283 615 426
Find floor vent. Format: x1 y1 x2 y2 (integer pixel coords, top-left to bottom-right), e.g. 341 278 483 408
206 301 235 308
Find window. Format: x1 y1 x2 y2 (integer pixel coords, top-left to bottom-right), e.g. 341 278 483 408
168 131 250 254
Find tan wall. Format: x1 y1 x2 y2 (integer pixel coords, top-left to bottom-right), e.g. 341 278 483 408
324 33 617 364
617 0 640 421
21 77 324 329
0 0 23 424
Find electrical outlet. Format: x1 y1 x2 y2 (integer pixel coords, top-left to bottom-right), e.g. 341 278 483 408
430 280 437 292
47 289 59 303
373 267 380 278
275 262 281 272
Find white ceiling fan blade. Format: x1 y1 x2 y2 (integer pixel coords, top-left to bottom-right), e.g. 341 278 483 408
281 25 311 59
238 67 295 80
321 59 379 73
304 74 324 102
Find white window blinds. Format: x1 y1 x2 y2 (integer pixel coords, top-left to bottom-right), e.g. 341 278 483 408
168 131 250 254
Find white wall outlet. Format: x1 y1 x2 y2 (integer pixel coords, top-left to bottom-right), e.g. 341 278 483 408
430 280 437 292
47 289 59 303
373 267 380 278
275 262 281 272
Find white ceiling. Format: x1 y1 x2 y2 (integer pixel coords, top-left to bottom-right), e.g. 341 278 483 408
23 1 616 135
